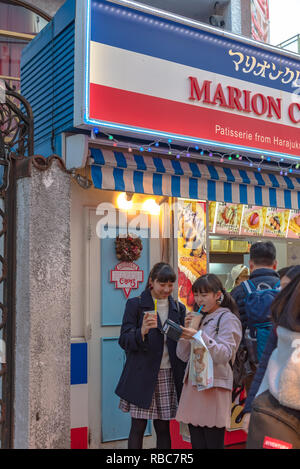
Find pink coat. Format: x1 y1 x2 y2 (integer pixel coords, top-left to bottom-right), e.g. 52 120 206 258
176 307 242 390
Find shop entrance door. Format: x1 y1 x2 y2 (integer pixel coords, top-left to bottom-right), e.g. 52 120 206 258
86 208 153 448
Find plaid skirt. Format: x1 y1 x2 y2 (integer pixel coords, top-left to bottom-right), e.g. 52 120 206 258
119 368 178 420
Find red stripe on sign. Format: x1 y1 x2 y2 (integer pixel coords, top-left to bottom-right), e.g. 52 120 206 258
71 427 88 449
263 436 293 449
89 83 300 157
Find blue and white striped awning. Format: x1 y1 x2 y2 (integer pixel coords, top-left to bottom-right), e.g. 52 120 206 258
90 147 300 210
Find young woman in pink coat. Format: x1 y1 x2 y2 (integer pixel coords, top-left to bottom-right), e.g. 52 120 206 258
176 274 242 449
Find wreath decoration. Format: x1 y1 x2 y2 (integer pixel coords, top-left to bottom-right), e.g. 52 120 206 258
115 234 143 262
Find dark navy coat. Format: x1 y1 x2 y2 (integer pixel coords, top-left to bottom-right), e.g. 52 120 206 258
115 288 186 409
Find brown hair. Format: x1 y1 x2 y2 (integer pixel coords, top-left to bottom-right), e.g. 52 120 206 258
192 273 239 317
270 272 300 332
145 262 176 290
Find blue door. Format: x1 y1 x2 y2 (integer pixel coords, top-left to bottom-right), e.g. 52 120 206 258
99 226 151 441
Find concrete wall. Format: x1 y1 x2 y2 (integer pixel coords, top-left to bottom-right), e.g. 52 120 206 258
14 161 71 449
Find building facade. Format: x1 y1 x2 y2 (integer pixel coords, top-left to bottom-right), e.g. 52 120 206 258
0 0 65 90
16 0 300 450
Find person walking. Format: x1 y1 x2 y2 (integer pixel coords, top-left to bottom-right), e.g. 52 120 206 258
241 265 300 432
115 262 186 449
246 272 300 449
175 274 242 449
231 241 279 332
225 264 249 292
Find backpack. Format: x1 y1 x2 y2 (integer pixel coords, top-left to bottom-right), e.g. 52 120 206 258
247 390 300 449
242 280 280 361
215 312 254 392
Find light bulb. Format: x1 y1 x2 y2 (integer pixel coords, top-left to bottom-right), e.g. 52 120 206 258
117 193 133 210
142 199 160 215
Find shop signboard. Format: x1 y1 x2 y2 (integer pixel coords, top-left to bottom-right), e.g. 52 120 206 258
75 0 300 161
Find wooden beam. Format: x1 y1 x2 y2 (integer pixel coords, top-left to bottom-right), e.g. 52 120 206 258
0 29 35 41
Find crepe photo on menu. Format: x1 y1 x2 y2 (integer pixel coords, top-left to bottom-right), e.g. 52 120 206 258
240 205 267 236
213 202 243 235
287 210 300 239
263 208 290 238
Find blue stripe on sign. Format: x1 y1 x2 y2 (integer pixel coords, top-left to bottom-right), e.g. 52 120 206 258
255 186 263 206
238 170 250 185
153 157 166 173
153 173 163 195
90 1 298 95
224 182 232 202
171 160 184 175
71 343 87 385
298 192 300 209
114 152 127 168
90 147 105 165
189 178 198 199
91 165 102 189
113 168 125 191
284 190 292 209
254 172 265 186
269 188 277 207
223 167 235 183
134 154 147 171
189 162 201 178
133 171 144 193
268 173 280 188
239 184 248 204
206 165 219 180
207 180 216 201
283 176 294 190
171 175 181 197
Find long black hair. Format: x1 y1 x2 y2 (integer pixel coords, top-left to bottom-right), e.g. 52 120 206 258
270 272 300 332
145 262 176 290
192 273 239 317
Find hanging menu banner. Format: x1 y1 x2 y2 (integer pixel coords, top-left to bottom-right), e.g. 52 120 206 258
209 202 300 239
177 200 207 309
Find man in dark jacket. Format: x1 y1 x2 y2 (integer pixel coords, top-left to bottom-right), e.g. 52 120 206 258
231 241 279 332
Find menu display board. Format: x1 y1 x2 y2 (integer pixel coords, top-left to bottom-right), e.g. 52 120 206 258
287 210 300 239
209 202 300 240
213 202 243 235
178 200 207 309
263 208 290 238
240 205 267 236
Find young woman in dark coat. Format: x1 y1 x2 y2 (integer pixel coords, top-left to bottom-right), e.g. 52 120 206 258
115 262 186 449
